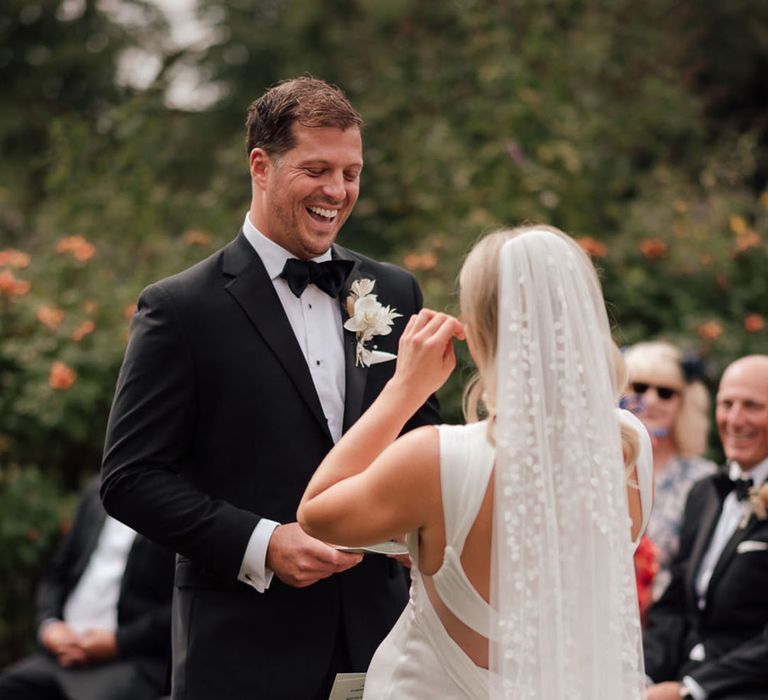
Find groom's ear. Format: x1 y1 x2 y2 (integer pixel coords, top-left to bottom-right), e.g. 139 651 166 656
249 148 271 189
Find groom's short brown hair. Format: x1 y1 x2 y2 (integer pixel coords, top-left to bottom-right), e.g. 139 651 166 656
245 77 363 157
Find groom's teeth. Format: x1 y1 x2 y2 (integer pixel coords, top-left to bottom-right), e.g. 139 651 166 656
308 206 337 220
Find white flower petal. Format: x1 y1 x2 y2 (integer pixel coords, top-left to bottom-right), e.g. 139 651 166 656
344 317 367 332
351 278 375 298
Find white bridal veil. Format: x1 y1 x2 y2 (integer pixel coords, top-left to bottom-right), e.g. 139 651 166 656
489 230 645 699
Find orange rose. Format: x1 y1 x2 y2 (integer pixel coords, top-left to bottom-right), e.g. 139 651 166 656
640 238 667 259
183 229 212 246
0 249 31 268
419 252 438 270
123 303 137 321
697 320 723 340
0 269 31 297
37 306 65 329
744 314 765 333
734 231 760 252
71 319 95 341
49 360 77 390
0 269 16 293
403 253 422 271
403 252 439 271
577 237 608 258
56 235 95 262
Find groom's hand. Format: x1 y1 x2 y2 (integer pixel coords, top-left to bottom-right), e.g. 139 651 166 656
646 682 684 700
266 522 363 588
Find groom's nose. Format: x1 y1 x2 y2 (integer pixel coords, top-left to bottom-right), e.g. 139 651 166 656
320 171 347 202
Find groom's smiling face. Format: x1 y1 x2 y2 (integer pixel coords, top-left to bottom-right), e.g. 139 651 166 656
250 124 363 260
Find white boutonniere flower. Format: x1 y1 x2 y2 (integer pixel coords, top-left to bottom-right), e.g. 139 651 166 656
741 482 768 528
344 279 402 367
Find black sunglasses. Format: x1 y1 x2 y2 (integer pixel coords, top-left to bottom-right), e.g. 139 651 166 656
630 382 679 400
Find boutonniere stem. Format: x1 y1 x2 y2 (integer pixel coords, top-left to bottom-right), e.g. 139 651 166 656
344 279 401 367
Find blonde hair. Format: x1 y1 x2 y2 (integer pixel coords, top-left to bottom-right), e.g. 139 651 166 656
623 340 710 457
459 224 639 471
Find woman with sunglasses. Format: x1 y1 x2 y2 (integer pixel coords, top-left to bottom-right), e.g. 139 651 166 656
624 340 716 601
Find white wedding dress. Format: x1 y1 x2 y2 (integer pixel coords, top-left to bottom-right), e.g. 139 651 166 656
362 411 652 700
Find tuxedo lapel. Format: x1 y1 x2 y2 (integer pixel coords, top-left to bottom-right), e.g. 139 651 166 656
333 246 368 433
705 511 758 601
686 481 723 599
706 478 767 599
223 234 333 444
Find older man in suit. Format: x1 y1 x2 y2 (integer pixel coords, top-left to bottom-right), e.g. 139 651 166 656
100 77 439 699
0 478 174 700
644 355 768 700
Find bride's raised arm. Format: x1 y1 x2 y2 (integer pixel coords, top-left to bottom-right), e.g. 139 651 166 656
297 310 463 547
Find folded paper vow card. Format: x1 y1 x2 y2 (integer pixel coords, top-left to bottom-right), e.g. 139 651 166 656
335 541 408 556
328 672 365 700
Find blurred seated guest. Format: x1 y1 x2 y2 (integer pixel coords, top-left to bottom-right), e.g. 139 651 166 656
644 355 768 700
624 340 716 599
0 477 174 700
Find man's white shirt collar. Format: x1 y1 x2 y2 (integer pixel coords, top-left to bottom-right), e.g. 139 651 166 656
242 213 332 281
729 455 768 485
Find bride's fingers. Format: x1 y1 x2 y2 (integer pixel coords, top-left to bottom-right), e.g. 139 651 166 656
407 308 437 335
401 313 419 337
412 312 461 345
428 318 463 361
401 310 439 344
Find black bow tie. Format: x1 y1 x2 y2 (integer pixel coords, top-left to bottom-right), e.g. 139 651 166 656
713 471 754 501
280 258 354 298
732 477 755 501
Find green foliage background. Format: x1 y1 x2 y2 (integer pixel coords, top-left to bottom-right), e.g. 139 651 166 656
1 0 767 663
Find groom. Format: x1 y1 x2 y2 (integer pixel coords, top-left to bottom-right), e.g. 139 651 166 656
101 77 439 699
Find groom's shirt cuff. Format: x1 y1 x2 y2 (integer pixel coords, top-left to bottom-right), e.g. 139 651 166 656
238 518 280 592
682 676 706 700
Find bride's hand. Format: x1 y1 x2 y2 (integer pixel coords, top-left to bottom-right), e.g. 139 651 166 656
391 309 465 401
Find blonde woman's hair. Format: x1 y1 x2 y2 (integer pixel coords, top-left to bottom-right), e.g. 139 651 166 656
459 224 639 472
623 340 710 457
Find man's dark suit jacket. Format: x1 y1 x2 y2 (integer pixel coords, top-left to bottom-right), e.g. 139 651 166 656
100 233 441 699
2 479 174 700
643 470 768 699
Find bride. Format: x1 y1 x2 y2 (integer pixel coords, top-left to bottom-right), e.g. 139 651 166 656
298 225 651 699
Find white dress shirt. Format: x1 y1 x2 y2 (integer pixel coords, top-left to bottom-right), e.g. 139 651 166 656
61 516 136 634
237 214 347 592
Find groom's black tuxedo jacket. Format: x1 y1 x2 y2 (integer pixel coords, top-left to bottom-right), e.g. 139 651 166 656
643 469 768 699
101 232 440 699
